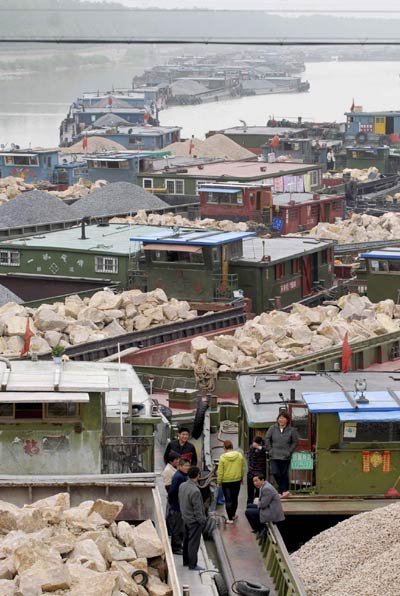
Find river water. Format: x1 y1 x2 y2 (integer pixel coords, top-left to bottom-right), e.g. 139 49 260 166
1 60 400 147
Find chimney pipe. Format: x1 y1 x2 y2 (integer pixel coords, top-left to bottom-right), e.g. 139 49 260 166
290 388 296 403
80 218 89 240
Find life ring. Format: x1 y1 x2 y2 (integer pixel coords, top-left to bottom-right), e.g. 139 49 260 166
355 132 368 144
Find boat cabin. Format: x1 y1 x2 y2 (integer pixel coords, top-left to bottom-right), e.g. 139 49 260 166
345 109 400 145
238 372 400 496
0 149 59 183
358 246 400 303
129 227 256 304
0 360 157 476
270 192 345 234
198 182 273 223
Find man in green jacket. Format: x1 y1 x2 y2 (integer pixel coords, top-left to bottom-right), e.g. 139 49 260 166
217 439 245 523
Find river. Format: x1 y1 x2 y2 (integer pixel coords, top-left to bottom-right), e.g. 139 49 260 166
1 60 400 147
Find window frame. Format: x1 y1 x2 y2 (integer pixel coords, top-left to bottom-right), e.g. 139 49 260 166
165 178 185 195
0 250 20 267
95 255 119 274
143 177 154 189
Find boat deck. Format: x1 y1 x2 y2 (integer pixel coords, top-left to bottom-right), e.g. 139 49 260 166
282 496 395 515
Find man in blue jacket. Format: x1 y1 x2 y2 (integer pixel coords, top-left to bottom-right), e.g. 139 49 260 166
167 458 190 554
179 466 206 571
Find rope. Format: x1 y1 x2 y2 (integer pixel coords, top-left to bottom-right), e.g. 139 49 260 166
220 420 238 433
194 362 217 392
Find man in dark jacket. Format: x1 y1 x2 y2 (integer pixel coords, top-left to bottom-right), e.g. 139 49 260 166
247 436 267 504
179 466 206 571
167 458 190 554
164 427 197 466
245 474 285 535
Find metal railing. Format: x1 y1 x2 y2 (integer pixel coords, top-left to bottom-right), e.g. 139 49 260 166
102 436 154 474
260 524 307 596
213 273 238 301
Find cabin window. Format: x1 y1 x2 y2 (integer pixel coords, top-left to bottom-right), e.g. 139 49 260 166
129 135 143 145
46 402 79 418
229 241 243 259
153 250 204 264
310 171 319 186
290 406 309 440
0 250 20 267
275 262 285 279
15 403 43 419
165 179 184 195
0 403 13 418
292 259 299 274
342 421 400 443
212 247 220 263
95 256 119 274
388 260 400 272
195 180 209 195
207 192 218 203
143 178 153 189
4 155 39 167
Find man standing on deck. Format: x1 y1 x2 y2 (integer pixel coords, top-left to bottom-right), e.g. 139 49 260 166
162 451 179 494
245 474 285 536
179 466 206 571
167 458 191 554
164 427 197 466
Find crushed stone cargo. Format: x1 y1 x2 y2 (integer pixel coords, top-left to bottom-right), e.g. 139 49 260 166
291 501 400 596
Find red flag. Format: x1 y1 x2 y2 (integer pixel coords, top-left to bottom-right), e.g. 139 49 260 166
108 95 113 107
189 136 195 155
82 135 88 150
20 318 34 357
270 134 279 149
143 111 150 124
350 98 355 112
341 332 352 373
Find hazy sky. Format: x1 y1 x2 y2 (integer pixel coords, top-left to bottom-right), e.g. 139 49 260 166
85 0 400 12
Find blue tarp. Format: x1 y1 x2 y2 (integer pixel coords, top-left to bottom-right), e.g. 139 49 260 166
302 391 400 413
198 187 240 194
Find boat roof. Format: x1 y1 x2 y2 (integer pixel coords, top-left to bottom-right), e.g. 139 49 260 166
149 160 320 179
222 126 308 136
238 371 400 426
130 228 256 246
272 192 342 206
0 361 150 416
360 247 400 259
0 224 169 256
237 236 332 265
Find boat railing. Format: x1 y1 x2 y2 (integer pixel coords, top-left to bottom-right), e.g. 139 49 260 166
260 523 307 596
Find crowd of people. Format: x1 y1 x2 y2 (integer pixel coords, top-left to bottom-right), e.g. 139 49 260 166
161 412 299 566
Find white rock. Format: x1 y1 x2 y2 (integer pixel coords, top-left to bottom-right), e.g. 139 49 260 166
133 520 164 558
68 539 107 572
34 309 69 332
88 291 123 311
207 343 236 367
102 320 126 337
68 325 91 345
78 307 105 325
89 500 123 524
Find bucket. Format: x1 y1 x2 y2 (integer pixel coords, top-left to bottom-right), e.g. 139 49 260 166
390 133 399 144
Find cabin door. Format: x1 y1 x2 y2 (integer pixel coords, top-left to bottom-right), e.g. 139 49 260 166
288 403 312 451
386 117 394 134
302 255 312 296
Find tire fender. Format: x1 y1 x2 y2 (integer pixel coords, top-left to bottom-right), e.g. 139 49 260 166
234 579 270 596
191 401 209 440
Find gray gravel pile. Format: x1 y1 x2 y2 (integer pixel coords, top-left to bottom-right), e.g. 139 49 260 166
70 182 168 219
0 191 76 230
0 284 22 306
291 501 400 596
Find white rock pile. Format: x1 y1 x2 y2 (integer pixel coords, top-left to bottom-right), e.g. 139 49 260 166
0 493 172 596
48 178 107 200
0 176 108 204
292 501 400 596
0 177 36 204
163 294 400 371
0 289 198 357
110 210 249 233
308 211 400 244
